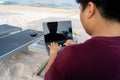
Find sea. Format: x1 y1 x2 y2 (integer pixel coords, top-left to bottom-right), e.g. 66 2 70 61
0 0 79 9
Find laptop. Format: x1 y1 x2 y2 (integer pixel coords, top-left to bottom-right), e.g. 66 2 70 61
43 20 73 54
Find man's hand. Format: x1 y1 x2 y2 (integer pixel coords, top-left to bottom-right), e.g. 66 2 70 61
64 39 77 46
48 42 62 56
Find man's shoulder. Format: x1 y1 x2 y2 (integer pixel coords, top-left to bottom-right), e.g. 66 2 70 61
63 38 96 51
59 37 102 56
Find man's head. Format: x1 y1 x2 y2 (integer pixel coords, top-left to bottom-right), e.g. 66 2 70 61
47 22 58 33
76 0 120 21
76 0 120 35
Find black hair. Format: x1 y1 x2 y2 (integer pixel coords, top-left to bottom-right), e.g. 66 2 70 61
76 0 120 22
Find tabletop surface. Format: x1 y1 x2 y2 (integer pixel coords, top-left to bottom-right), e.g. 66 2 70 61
0 24 22 35
0 29 43 61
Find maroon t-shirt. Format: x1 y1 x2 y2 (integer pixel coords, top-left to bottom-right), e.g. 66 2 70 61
45 36 120 80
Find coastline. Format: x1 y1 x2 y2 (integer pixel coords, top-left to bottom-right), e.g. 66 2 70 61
0 5 79 14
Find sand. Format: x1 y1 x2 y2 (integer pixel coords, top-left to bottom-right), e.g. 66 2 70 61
0 5 90 80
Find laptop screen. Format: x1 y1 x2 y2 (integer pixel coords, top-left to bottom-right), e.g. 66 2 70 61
43 20 73 45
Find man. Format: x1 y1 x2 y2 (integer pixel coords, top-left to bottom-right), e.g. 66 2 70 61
45 0 120 80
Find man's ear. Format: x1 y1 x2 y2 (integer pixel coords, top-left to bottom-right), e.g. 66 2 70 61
87 2 95 19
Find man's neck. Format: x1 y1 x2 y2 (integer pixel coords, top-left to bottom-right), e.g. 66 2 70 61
92 20 120 37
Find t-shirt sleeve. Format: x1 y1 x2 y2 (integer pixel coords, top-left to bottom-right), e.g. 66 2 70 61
45 47 72 80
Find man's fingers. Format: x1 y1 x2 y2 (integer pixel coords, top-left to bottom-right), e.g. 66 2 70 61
48 45 50 48
59 45 62 48
49 42 59 47
64 43 70 46
64 39 76 46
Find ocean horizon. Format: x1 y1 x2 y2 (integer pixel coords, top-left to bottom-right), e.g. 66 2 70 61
0 0 79 9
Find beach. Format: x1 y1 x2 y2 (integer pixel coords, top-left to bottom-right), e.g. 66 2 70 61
0 5 90 80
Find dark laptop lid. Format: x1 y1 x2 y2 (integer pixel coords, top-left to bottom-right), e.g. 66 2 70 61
43 20 73 45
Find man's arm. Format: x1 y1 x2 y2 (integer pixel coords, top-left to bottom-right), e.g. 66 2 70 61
45 52 57 72
45 42 61 72
45 40 76 72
